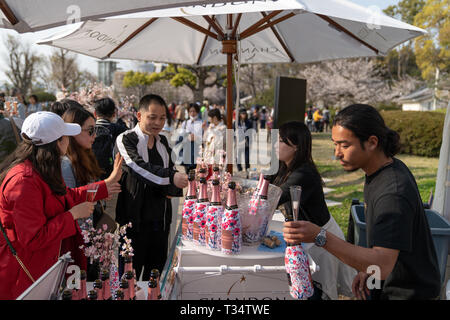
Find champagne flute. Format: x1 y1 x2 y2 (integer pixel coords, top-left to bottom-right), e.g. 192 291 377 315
289 186 302 221
86 183 99 202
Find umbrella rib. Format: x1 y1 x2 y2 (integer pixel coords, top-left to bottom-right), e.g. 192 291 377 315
231 13 243 38
261 12 295 62
106 17 158 58
315 14 379 55
172 17 218 40
203 15 224 39
240 10 282 39
240 12 295 40
0 0 18 25
196 25 212 65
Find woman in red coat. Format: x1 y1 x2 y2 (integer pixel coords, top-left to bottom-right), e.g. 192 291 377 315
0 111 122 299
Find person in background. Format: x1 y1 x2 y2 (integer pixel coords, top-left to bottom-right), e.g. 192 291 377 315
115 94 188 280
260 108 267 130
0 93 5 120
161 103 174 140
306 106 314 132
0 111 122 299
234 108 252 176
203 108 226 166
313 108 323 132
323 106 331 133
179 103 203 174
50 98 83 117
283 104 441 300
92 98 128 180
175 102 186 129
250 108 259 132
27 95 42 116
270 121 355 299
61 107 104 231
16 93 27 120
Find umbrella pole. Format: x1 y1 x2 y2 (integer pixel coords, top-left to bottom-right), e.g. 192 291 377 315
226 52 233 174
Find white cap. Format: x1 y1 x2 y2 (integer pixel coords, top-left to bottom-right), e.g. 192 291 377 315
21 111 81 145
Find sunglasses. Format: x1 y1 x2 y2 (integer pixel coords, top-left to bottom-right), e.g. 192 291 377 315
82 126 97 136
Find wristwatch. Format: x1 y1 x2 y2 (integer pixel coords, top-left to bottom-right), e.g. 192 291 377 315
314 228 327 247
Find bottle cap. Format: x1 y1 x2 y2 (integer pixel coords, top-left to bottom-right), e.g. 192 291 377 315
125 271 134 280
101 270 110 281
120 279 129 289
199 177 206 184
87 290 97 300
148 279 158 288
115 289 124 300
93 279 103 289
212 179 220 186
213 166 220 172
199 168 207 174
62 290 72 300
228 181 236 189
150 269 160 278
80 270 87 280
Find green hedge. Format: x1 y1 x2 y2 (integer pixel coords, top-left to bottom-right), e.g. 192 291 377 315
381 110 445 158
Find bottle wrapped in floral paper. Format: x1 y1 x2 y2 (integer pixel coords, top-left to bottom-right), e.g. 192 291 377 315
245 176 270 243
205 179 223 250
182 170 197 241
193 177 209 246
221 181 242 255
284 218 314 300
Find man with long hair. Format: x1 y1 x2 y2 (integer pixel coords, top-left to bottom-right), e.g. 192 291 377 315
283 104 441 300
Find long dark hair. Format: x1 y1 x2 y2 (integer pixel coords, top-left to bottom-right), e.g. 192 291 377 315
273 121 323 186
333 104 401 157
62 107 102 185
0 138 67 195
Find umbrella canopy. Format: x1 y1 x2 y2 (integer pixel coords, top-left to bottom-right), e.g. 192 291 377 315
0 0 236 33
37 0 426 173
38 0 426 66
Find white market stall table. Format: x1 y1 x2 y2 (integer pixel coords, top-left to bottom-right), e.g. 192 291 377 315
160 218 318 300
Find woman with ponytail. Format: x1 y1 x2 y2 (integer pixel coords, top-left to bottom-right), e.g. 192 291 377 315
283 104 441 300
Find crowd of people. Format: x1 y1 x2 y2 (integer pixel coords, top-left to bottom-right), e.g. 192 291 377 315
0 88 443 301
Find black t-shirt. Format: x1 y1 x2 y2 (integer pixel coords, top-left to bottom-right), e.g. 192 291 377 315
271 164 330 227
364 158 441 299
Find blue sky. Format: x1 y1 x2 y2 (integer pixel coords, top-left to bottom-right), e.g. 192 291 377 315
0 0 401 84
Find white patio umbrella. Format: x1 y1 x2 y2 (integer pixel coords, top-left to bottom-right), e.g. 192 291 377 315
432 101 450 225
37 0 426 172
0 0 236 33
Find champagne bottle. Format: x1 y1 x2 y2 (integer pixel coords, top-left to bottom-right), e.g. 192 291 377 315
182 170 197 241
149 269 162 300
62 289 72 301
79 270 87 300
221 181 242 255
101 270 112 300
284 217 314 300
147 278 159 300
93 279 103 300
205 179 223 250
125 271 136 300
70 278 79 300
119 279 130 300
124 254 133 274
193 177 209 246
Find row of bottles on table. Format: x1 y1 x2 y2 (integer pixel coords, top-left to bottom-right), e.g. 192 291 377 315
62 256 162 300
182 168 243 255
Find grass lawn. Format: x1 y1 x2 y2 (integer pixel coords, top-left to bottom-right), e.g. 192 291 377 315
312 132 439 237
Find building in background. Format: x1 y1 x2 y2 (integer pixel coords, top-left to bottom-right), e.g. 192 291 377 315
98 61 118 86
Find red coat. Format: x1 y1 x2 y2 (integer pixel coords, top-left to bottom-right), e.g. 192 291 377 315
0 160 108 299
